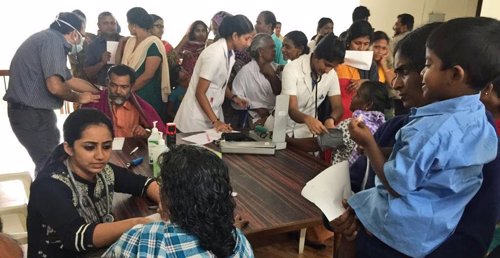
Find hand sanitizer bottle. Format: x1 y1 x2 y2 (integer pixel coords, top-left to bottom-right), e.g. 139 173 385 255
152 134 169 177
148 121 160 164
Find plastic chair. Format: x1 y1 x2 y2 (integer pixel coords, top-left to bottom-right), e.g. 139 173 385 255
0 171 32 244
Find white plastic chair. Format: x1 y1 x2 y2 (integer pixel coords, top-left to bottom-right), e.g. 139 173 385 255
0 171 31 244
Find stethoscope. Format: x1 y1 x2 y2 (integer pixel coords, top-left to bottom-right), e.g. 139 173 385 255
64 160 114 223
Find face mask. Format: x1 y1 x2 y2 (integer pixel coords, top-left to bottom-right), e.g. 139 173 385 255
70 32 85 54
55 18 84 54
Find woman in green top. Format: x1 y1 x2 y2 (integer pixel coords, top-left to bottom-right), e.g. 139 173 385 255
118 7 170 123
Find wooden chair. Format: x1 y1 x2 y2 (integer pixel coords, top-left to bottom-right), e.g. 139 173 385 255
0 69 9 91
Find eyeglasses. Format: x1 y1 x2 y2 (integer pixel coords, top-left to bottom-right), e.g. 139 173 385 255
153 24 164 29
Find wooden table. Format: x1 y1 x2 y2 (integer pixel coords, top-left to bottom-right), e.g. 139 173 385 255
110 137 329 253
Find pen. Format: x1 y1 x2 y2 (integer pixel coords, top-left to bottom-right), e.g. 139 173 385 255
126 156 144 169
129 146 139 156
206 133 211 142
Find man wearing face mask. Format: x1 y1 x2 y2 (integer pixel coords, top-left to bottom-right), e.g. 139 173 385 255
83 64 166 137
3 12 100 176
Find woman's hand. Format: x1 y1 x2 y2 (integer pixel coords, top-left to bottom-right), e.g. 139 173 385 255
304 116 329 135
213 120 233 133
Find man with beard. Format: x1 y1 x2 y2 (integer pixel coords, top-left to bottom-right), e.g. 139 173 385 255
84 12 123 85
83 64 165 137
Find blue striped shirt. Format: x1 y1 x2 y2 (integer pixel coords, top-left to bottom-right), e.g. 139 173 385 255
3 29 72 109
348 94 498 257
103 221 254 258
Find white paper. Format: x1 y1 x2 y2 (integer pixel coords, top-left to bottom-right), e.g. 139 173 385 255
112 137 124 150
344 50 373 70
106 41 119 64
146 213 162 222
182 128 222 145
301 161 352 221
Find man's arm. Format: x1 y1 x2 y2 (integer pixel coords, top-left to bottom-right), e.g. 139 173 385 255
46 76 100 104
65 77 100 93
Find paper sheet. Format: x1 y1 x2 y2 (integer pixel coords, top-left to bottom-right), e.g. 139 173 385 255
112 137 124 150
182 129 222 145
301 161 352 221
344 50 373 70
146 213 162 222
106 41 119 64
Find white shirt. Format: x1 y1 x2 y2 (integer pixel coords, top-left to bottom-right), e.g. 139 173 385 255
232 60 277 121
281 54 341 138
174 38 235 132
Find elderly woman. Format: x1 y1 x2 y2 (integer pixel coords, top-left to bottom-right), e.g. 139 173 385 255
231 33 281 126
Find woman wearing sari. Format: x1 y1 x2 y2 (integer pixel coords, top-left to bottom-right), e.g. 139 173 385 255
118 7 170 123
175 20 209 80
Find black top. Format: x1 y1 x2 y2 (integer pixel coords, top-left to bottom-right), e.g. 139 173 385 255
27 161 152 258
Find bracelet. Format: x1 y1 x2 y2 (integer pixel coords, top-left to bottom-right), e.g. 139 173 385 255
211 118 220 125
230 95 238 102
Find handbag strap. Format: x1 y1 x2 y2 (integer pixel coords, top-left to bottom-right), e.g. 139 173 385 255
361 157 370 190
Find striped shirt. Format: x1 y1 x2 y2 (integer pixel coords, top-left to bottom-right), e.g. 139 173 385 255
103 221 255 258
3 28 72 109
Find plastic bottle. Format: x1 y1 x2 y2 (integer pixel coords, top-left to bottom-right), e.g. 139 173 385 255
148 121 160 164
152 134 169 177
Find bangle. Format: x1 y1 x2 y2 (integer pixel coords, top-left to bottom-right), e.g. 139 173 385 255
211 118 220 125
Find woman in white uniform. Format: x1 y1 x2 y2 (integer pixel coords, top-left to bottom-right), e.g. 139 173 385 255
174 15 254 132
282 33 345 138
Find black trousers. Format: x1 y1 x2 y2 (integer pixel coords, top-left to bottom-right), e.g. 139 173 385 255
8 103 60 176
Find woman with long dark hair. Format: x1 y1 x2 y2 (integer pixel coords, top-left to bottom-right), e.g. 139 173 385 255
104 145 254 257
174 15 254 133
27 109 160 257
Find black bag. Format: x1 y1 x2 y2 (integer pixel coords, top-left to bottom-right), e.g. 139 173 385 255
316 128 345 151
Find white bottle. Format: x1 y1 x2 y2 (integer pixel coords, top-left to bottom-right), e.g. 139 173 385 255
152 135 169 177
148 121 160 164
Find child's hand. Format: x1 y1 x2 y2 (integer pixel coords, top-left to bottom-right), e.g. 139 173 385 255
348 117 374 148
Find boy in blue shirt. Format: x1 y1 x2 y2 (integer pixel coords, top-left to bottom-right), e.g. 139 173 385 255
348 17 500 257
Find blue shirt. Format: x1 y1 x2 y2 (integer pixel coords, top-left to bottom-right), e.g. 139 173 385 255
3 29 72 109
348 94 498 257
103 221 254 258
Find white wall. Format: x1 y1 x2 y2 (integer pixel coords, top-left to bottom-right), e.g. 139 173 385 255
481 0 500 19
0 0 360 69
361 0 478 37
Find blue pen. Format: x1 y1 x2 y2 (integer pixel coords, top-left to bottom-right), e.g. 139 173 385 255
126 156 144 169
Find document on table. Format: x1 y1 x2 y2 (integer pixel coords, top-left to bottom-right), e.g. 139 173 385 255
106 41 119 64
182 129 223 145
301 161 352 221
112 137 125 150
